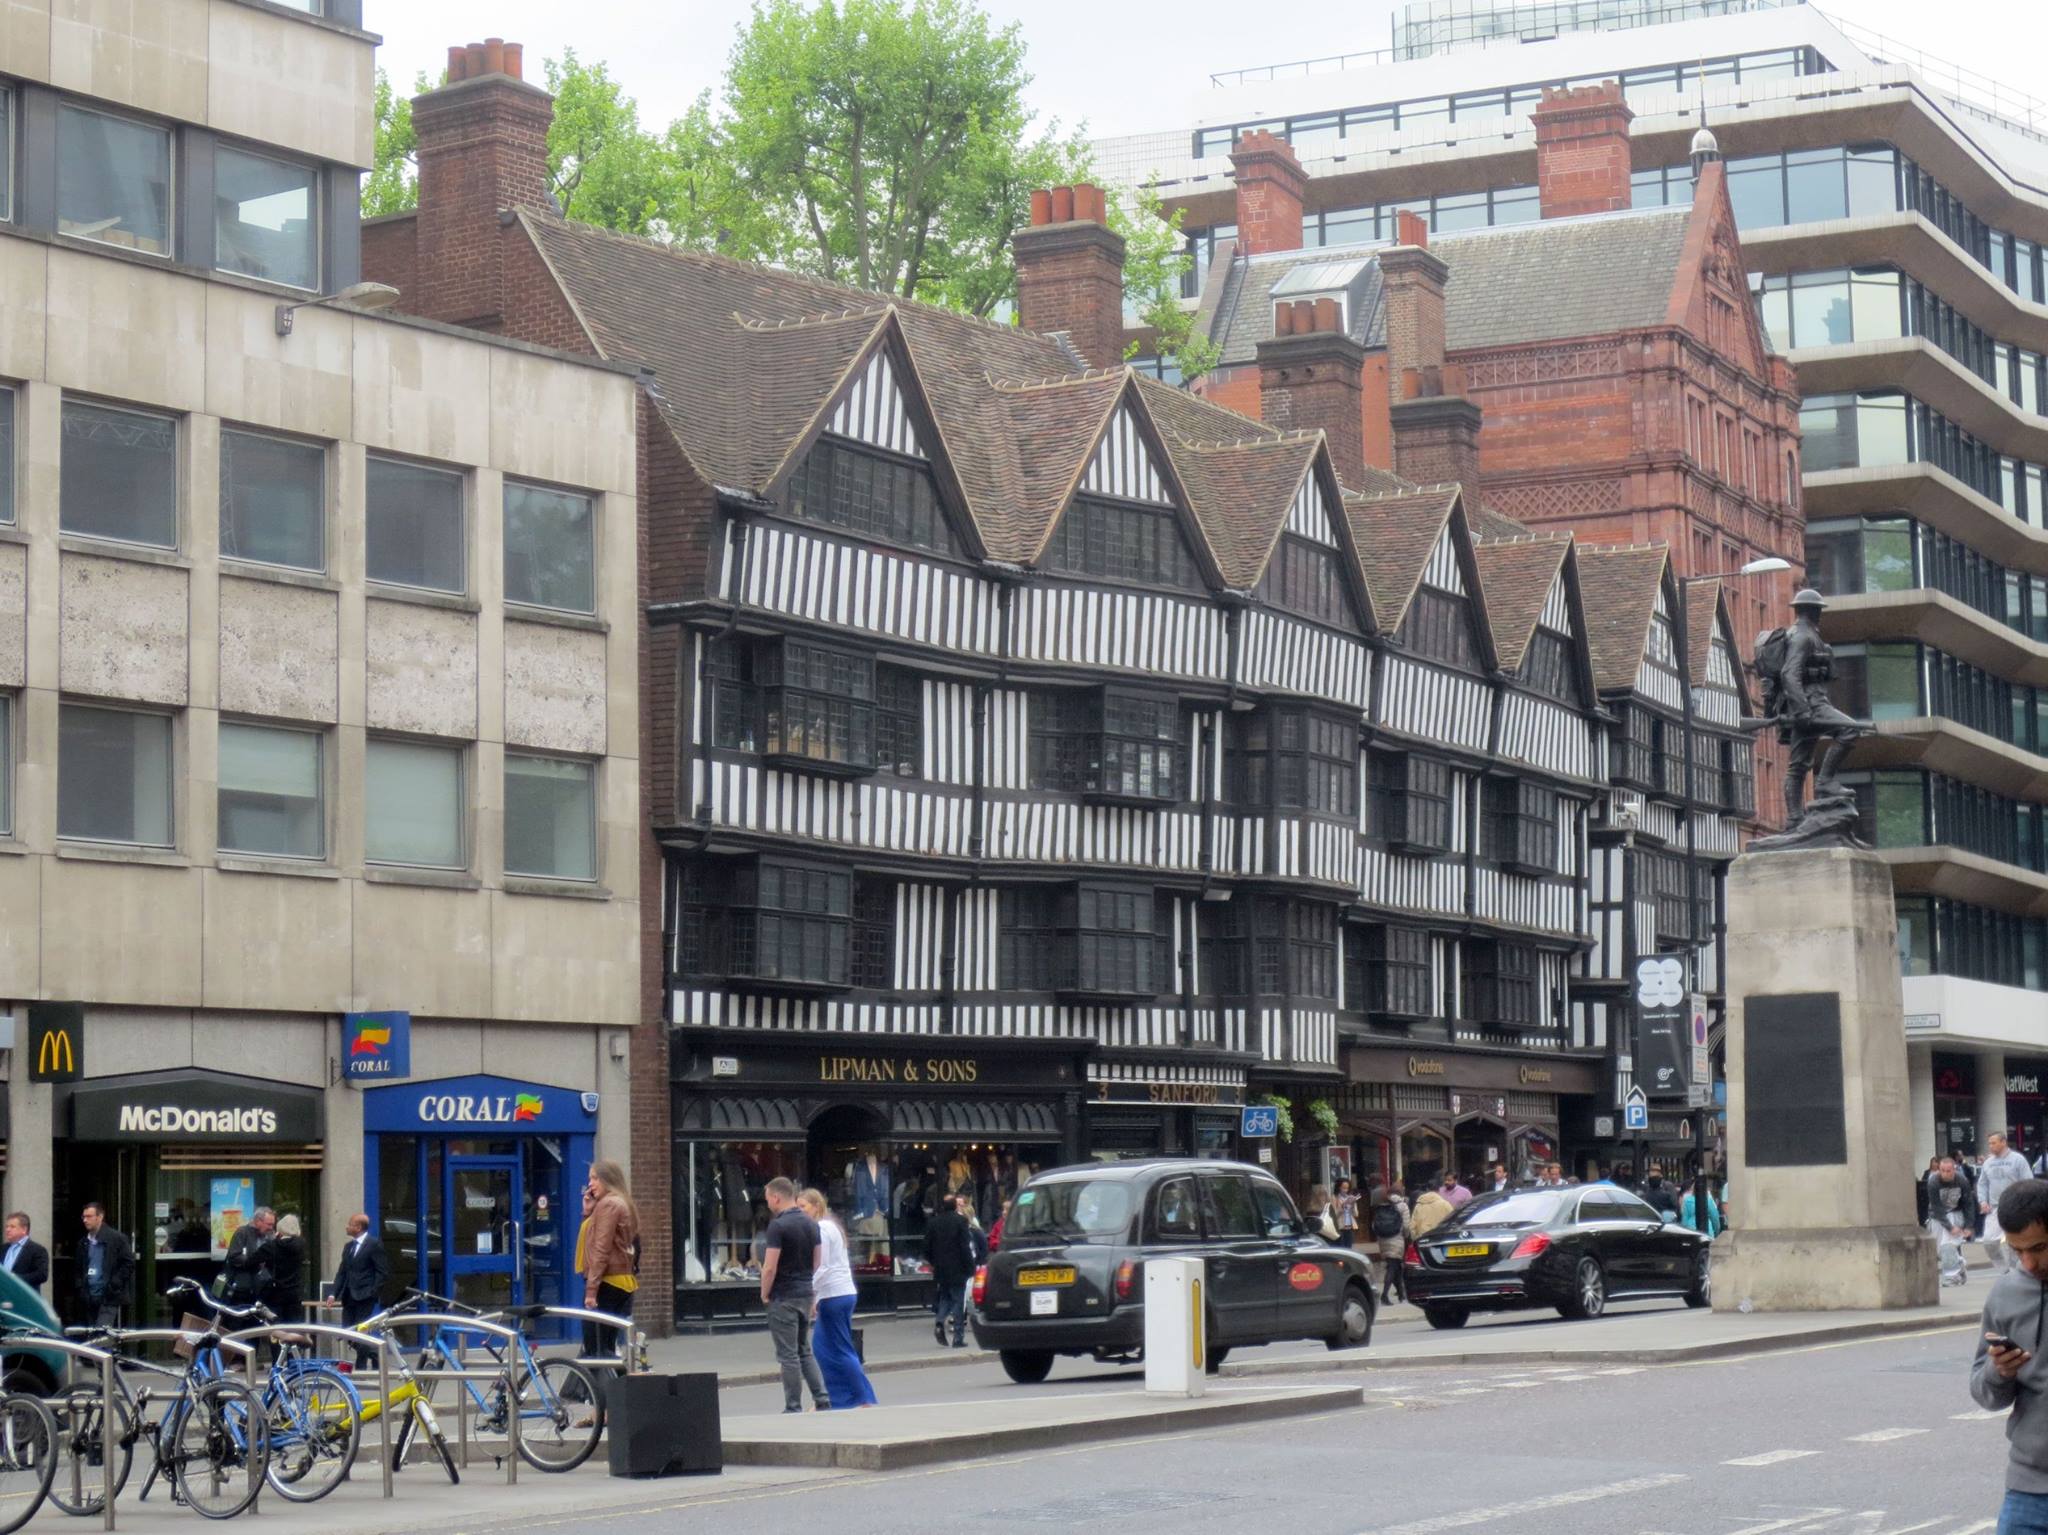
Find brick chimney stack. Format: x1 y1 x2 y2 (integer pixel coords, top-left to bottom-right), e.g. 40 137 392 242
1532 82 1635 221
409 38 554 329
1379 218 1486 511
1230 130 1307 255
1013 183 1128 371
1258 295 1367 489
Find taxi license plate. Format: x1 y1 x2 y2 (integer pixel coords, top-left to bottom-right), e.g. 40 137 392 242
1444 1243 1491 1259
1017 1266 1077 1287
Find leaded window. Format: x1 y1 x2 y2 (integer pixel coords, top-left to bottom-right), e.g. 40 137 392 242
1042 494 1204 590
1368 750 1451 855
998 884 1166 998
1485 777 1559 875
786 434 958 556
1029 688 1183 802
1259 534 1353 627
1461 939 1541 1029
851 877 895 990
1518 627 1580 706
1367 925 1432 1020
1398 586 1482 672
679 857 853 989
1229 707 1355 817
707 637 878 772
876 664 922 778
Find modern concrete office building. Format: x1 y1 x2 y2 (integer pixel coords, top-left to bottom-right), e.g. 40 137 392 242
0 2 642 1328
1099 0 2048 1166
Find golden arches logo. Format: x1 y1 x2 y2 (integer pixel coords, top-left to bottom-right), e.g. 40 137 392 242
37 1027 73 1076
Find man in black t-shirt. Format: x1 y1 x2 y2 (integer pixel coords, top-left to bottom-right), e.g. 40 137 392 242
759 1177 828 1412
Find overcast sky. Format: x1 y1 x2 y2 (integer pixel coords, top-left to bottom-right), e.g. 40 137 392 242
370 0 2047 143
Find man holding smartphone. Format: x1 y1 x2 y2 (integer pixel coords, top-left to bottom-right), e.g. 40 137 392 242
1971 1179 2048 1532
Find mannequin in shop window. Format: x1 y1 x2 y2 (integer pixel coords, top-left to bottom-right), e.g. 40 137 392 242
848 1147 891 1265
720 1153 754 1275
946 1151 972 1198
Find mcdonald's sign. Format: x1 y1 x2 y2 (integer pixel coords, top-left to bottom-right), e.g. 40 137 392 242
28 1003 84 1084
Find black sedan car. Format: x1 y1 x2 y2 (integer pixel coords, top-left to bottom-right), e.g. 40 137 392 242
1404 1184 1711 1329
970 1159 1375 1383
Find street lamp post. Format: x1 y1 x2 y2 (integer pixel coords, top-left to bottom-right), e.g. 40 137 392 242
1675 554 1789 1239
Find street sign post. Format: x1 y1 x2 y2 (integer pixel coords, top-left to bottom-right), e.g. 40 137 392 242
1239 1104 1279 1138
1624 1086 1649 1131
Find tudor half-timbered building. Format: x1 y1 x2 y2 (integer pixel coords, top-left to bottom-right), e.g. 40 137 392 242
363 44 1749 1324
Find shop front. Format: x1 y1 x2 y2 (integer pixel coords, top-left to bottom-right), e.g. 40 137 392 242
1084 1056 1252 1164
1341 1045 1599 1196
362 1075 598 1337
2007 1060 2048 1163
51 1069 325 1325
1933 1053 1978 1158
671 1032 1087 1323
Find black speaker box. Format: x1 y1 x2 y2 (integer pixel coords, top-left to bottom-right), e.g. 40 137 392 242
605 1372 722 1477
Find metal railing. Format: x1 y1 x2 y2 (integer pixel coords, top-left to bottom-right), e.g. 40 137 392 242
25 1335 119 1531
1818 7 2048 142
366 1313 523 1484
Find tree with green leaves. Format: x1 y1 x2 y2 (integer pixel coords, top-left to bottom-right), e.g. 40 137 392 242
1112 181 1223 384
362 69 422 218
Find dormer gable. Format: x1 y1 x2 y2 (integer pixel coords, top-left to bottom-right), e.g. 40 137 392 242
1636 577 1688 712
1252 461 1368 631
1034 397 1219 594
1395 518 1490 674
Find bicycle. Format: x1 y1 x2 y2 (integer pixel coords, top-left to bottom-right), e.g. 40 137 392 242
339 1295 461 1485
163 1278 361 1505
38 1319 269 1520
0 1392 57 1535
403 1291 604 1472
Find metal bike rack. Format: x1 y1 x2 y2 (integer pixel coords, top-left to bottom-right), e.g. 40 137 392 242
220 1323 398 1502
368 1314 524 1485
7 1333 120 1531
480 1305 645 1376
82 1328 262 1515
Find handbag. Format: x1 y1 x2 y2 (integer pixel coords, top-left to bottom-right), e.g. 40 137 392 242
1318 1209 1339 1242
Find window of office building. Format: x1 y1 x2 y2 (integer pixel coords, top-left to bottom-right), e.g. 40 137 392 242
504 754 595 881
217 723 323 859
59 703 172 846
0 385 14 526
504 481 595 613
56 104 171 256
214 145 317 291
61 400 177 548
220 429 324 571
364 738 464 868
366 457 465 594
0 694 11 838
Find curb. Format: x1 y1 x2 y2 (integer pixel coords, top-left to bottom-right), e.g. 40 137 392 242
720 1383 1368 1470
1218 1309 1975 1376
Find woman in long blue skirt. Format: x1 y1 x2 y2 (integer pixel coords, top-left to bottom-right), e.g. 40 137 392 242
801 1188 879 1407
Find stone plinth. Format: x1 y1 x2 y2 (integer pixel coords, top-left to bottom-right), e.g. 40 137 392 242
1712 846 1937 1311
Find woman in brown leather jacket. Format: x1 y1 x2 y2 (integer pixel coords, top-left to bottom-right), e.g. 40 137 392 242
577 1160 639 1359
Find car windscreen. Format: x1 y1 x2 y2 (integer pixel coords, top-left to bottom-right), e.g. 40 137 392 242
1441 1190 1567 1231
1005 1179 1136 1244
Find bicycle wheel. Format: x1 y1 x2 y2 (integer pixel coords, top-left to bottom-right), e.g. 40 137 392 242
512 1358 602 1472
264 1368 360 1504
0 1395 58 1535
409 1398 459 1486
167 1378 268 1520
46 1383 135 1517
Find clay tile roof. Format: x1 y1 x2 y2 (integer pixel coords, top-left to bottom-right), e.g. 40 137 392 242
1341 483 1460 635
1575 544 1672 694
1434 208 1693 351
1468 503 1533 541
1173 434 1323 592
987 370 1129 565
1472 536 1571 672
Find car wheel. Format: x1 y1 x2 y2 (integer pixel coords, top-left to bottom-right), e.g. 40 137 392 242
1565 1257 1606 1320
1685 1248 1712 1309
998 1350 1055 1385
1326 1282 1373 1350
1422 1304 1468 1331
1204 1345 1230 1375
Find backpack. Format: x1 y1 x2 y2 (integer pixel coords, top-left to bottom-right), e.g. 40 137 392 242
1750 625 1789 712
1370 1202 1404 1240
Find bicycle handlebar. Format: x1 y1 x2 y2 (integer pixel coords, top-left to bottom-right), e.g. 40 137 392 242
164 1277 275 1326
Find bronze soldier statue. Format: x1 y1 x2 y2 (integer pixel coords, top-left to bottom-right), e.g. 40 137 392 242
1751 587 1869 850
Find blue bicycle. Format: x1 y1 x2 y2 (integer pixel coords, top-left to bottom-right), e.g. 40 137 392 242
403 1291 604 1472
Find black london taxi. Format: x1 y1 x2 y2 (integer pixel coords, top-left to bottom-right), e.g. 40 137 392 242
969 1158 1375 1383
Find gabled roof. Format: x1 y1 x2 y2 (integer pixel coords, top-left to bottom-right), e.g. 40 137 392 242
1575 544 1673 694
1341 483 1463 638
519 210 1366 590
1472 535 1572 673
1683 577 1724 690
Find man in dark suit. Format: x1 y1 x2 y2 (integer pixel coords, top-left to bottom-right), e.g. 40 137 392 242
76 1203 134 1328
0 1213 48 1293
925 1194 978 1348
333 1213 389 1367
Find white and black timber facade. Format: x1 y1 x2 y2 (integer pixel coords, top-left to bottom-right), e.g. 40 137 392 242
482 208 1754 1320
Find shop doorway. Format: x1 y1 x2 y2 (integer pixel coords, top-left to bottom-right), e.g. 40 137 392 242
1453 1117 1507 1188
446 1155 522 1313
1398 1124 1448 1198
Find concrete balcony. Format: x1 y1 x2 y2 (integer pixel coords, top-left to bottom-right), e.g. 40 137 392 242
1850 714 2048 802
1789 336 2048 462
1803 463 2048 574
1823 587 2048 686
1876 843 2048 919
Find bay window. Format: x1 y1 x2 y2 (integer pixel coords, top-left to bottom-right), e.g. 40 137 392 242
1028 687 1183 802
678 857 853 989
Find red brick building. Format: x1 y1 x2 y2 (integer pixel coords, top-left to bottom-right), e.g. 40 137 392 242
1184 83 1803 819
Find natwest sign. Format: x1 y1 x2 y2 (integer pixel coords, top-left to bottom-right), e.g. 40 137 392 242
61 1070 323 1142
363 1074 596 1136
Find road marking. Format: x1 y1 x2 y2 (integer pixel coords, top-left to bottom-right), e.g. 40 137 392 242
1721 1515 1843 1535
1951 1408 2005 1421
1845 1428 1928 1442
1353 1473 1690 1534
1724 1449 1823 1466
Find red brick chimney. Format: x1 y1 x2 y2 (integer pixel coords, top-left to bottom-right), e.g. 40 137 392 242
1013 183 1128 371
1230 130 1307 255
1379 217 1485 510
1532 82 1635 221
409 38 555 329
1258 296 1367 488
